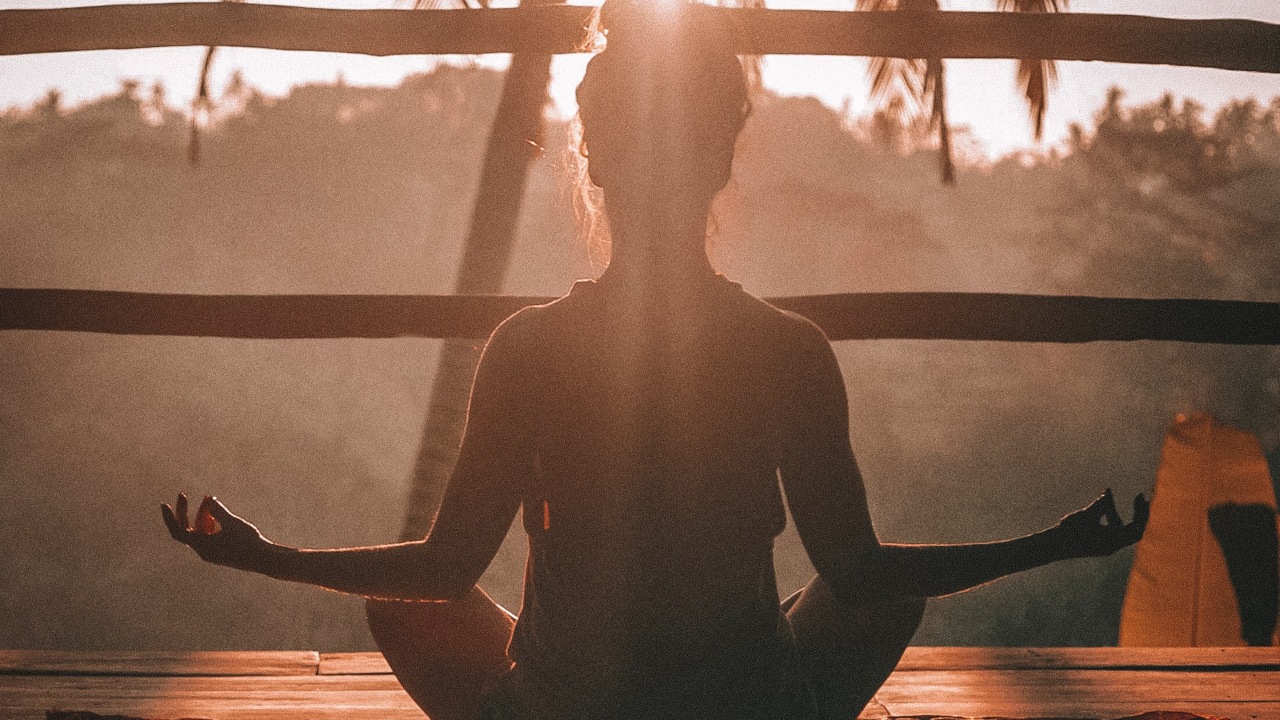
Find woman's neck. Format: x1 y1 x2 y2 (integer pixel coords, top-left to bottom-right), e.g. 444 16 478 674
597 189 718 292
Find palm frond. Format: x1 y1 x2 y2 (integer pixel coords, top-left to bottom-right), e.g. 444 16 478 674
867 56 926 117
997 0 1067 141
1016 56 1057 139
858 0 952 182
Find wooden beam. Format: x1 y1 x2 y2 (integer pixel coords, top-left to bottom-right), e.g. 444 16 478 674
2 288 1277 344
0 289 535 340
1 4 1277 73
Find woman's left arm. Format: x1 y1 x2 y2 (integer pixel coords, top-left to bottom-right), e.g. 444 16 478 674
162 311 537 602
778 318 1149 606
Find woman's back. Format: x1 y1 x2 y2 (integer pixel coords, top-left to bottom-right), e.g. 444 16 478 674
497 274 822 718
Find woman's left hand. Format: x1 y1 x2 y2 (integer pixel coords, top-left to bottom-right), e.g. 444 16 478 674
1054 488 1150 559
161 493 270 572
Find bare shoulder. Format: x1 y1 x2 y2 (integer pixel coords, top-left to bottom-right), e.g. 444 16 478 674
778 308 833 351
489 279 607 341
476 302 554 371
744 293 834 359
488 302 545 340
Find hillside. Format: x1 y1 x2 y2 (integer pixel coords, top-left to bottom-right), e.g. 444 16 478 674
2 68 1277 650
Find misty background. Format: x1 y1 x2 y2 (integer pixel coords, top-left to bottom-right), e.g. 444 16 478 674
2 66 1278 651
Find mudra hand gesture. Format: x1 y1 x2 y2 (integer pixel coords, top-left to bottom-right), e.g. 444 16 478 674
1054 488 1150 558
162 493 268 572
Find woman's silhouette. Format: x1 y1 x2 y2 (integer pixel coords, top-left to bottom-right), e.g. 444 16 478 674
163 3 1148 718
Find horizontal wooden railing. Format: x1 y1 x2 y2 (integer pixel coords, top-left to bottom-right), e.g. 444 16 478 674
1 4 1277 73
2 288 1277 344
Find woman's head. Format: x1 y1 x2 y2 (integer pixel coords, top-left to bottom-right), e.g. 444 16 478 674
575 0 750 204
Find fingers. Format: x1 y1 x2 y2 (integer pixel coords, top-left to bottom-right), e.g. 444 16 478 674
1100 488 1124 527
197 496 241 535
163 492 194 541
162 492 223 544
161 503 185 541
1127 493 1151 541
1073 490 1119 528
205 497 236 524
161 495 205 546
1132 493 1149 520
196 496 221 535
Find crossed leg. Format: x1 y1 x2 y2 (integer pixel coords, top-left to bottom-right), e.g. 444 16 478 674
785 576 926 720
365 587 515 720
368 578 923 720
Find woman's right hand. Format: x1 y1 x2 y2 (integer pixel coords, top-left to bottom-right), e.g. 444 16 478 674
161 493 270 573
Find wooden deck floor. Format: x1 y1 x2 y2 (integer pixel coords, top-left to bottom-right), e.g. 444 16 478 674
0 647 1277 720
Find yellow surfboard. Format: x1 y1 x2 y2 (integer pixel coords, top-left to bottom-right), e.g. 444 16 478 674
1120 413 1279 647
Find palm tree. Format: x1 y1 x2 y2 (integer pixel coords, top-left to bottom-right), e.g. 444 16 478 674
187 0 246 165
857 0 1066 183
398 0 558 539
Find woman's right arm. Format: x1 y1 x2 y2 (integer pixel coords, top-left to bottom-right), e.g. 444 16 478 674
162 493 487 601
776 320 1148 606
162 310 537 602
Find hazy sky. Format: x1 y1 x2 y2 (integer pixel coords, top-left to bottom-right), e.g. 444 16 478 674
1 0 1277 157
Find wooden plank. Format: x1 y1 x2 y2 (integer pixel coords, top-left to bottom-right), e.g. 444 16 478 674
4 289 1280 345
0 674 423 719
0 673 408 692
1 649 1277 720
1 703 425 720
1 711 425 720
0 650 319 677
896 646 1280 670
318 652 392 676
875 669 1280 702
2 4 1278 74
873 700 1280 719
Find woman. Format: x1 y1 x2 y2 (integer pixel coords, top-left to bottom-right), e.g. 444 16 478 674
163 3 1148 718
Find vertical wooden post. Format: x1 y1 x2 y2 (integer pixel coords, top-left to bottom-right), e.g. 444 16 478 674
398 0 558 540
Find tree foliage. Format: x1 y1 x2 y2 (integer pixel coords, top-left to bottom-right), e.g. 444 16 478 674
1 70 1277 648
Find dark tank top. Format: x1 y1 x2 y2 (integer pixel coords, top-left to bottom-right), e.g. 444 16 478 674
489 276 818 720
